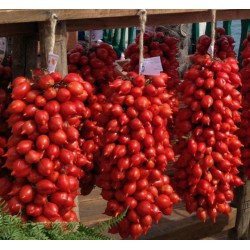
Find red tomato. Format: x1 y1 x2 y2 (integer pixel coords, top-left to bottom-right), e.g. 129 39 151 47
89 58 105 69
8 196 23 214
96 48 109 60
26 203 43 217
19 185 35 203
68 52 81 64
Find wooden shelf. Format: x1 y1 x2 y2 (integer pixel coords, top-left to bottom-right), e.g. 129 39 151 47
0 9 250 36
66 9 250 31
79 187 237 240
140 204 236 240
0 10 207 24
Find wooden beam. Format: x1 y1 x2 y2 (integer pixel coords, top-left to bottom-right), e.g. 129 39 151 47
0 9 250 37
39 21 51 70
0 9 208 24
66 9 250 31
0 23 37 37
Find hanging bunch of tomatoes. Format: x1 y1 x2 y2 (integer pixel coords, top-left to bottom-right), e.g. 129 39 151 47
123 32 179 86
1 71 94 223
0 56 12 89
77 85 103 196
122 31 180 141
67 42 117 84
194 27 236 60
173 52 243 222
85 72 180 239
0 87 12 201
0 88 10 167
238 33 250 179
0 22 249 241
0 52 13 201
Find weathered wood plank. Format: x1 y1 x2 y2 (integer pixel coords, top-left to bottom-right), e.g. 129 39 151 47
66 9 250 31
79 194 109 226
78 187 237 240
139 205 236 240
39 21 52 70
79 186 102 202
77 187 103 222
11 36 25 77
0 9 208 24
11 35 38 79
202 230 229 240
229 179 250 239
0 23 37 36
24 35 39 78
53 21 68 77
67 31 78 51
0 10 250 37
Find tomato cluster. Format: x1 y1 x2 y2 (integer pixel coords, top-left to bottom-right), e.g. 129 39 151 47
0 28 249 240
84 72 180 239
123 31 180 139
67 42 117 85
238 33 250 179
0 56 12 89
1 71 94 223
173 54 243 222
123 32 179 87
0 88 10 166
194 27 236 60
0 87 12 200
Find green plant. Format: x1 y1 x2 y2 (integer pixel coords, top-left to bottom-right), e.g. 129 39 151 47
0 199 127 240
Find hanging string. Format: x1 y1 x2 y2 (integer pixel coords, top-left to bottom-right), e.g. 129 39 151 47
138 9 147 75
48 13 58 54
210 9 217 59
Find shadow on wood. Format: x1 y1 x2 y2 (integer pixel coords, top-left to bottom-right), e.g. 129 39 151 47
78 187 237 240
140 205 236 240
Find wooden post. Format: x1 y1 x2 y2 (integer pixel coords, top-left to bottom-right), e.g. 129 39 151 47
12 35 38 79
39 20 68 76
67 31 78 51
229 178 250 239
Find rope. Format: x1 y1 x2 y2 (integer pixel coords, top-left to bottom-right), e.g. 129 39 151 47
210 9 217 59
138 9 147 75
48 13 58 54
